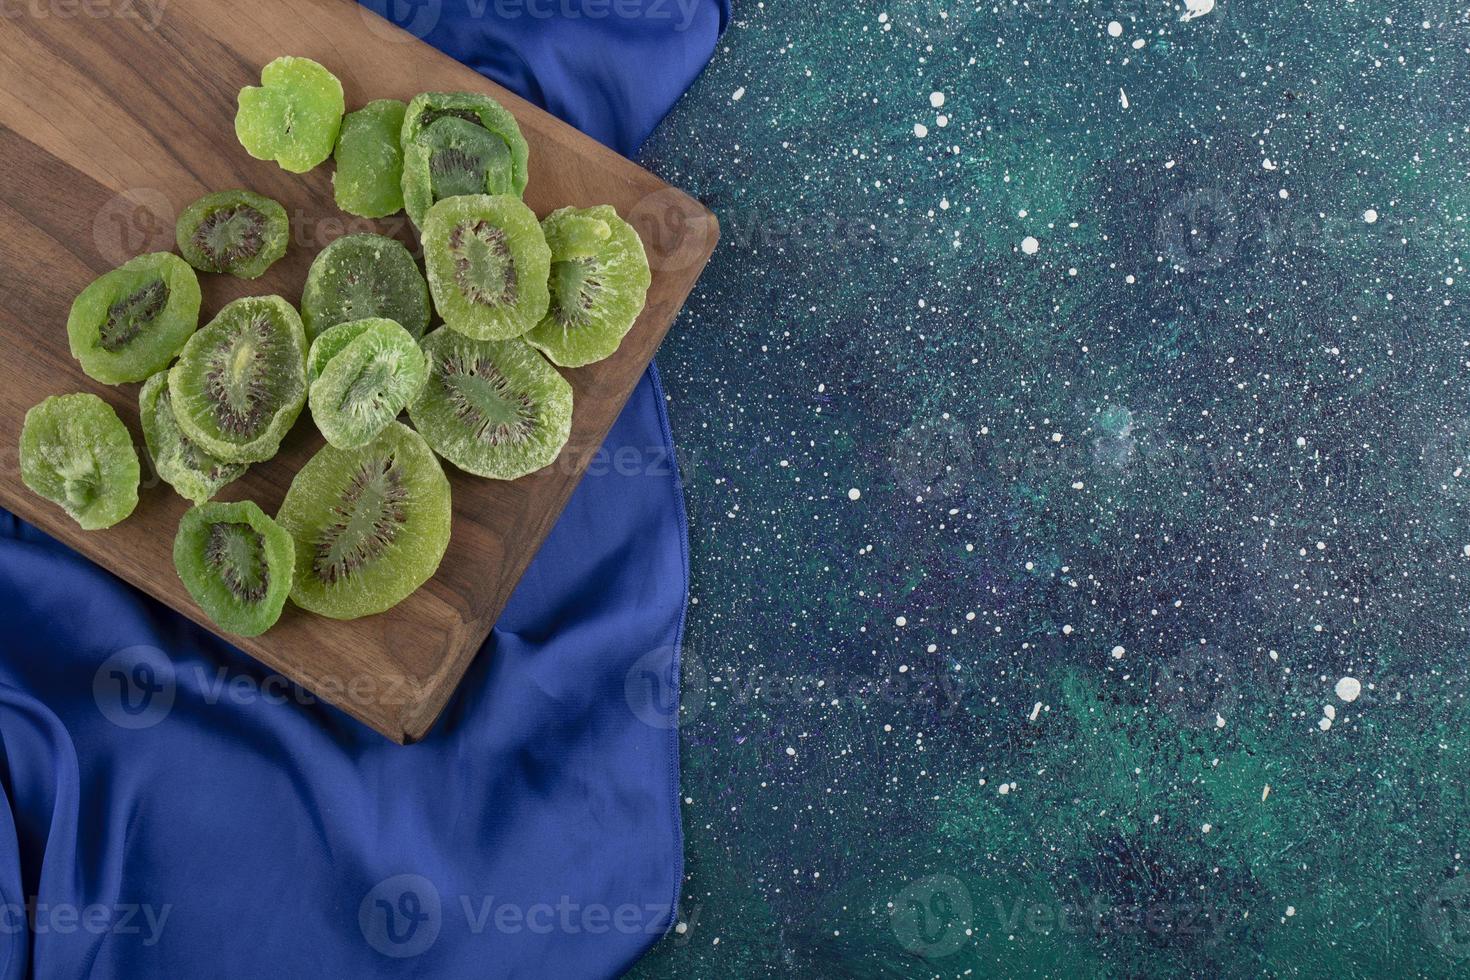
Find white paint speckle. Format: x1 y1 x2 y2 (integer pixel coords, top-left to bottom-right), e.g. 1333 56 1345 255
913 123 929 138
1180 0 1215 21
1335 676 1362 702
1107 20 1123 37
1363 208 1379 224
847 488 861 501
929 91 945 108
1111 645 1126 660
731 86 746 102
895 616 907 627
1021 236 1040 255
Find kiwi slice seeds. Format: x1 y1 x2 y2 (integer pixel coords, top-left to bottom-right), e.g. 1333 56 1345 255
401 91 530 228
525 205 652 368
307 318 429 450
174 500 295 637
167 296 308 464
176 190 289 279
421 194 550 341
67 252 202 384
276 422 451 620
409 328 572 480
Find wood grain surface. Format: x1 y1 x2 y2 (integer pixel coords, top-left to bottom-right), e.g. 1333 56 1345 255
0 0 718 741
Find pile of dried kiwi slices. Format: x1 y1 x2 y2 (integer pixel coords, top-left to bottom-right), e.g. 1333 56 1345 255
20 53 655 641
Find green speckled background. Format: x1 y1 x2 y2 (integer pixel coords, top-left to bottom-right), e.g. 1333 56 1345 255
631 1 1470 975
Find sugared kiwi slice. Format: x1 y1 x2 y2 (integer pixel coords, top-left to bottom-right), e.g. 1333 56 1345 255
235 56 345 174
167 296 307 464
421 194 550 340
67 252 202 384
174 500 294 637
424 116 513 200
307 318 428 450
300 234 431 341
408 328 572 480
139 372 247 505
276 422 451 620
401 91 530 228
525 205 652 368
176 190 289 279
333 99 407 219
20 393 139 530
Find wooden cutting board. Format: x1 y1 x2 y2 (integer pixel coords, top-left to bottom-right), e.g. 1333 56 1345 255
0 0 717 742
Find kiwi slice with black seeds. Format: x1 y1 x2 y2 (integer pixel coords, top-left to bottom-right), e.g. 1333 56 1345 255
525 205 652 368
307 318 428 450
276 422 451 620
408 327 572 480
401 91 530 228
167 295 307 464
421 194 550 340
174 500 295 637
176 190 289 279
67 252 202 384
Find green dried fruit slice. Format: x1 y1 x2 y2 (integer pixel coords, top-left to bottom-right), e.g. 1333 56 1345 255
306 318 376 383
139 372 247 505
176 190 289 279
332 99 407 218
524 205 652 367
173 500 294 637
66 252 202 384
401 91 530 228
20 393 139 530
425 116 512 200
300 234 431 341
235 56 345 174
409 328 572 480
276 422 451 620
168 296 308 464
308 318 428 450
422 194 549 340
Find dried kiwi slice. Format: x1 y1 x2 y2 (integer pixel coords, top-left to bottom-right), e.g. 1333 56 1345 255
168 296 308 464
176 190 289 279
174 500 294 637
139 372 247 505
525 206 652 368
308 319 428 450
235 56 345 174
408 328 572 480
425 116 512 200
20 393 139 530
401 91 530 228
276 422 451 620
67 252 202 384
300 234 431 341
421 194 549 340
333 99 407 219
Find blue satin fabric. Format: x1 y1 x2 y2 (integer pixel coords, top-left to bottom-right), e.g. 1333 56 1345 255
0 2 724 974
364 0 730 155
